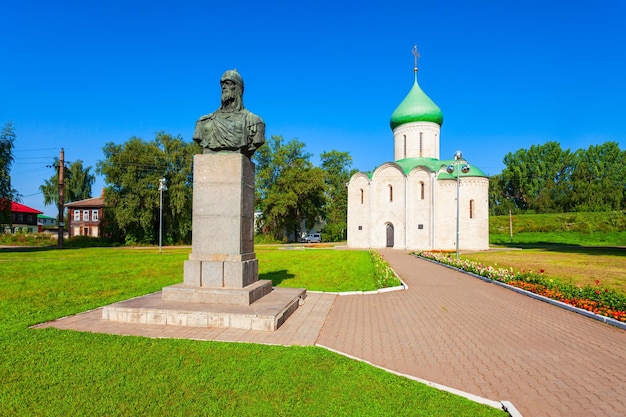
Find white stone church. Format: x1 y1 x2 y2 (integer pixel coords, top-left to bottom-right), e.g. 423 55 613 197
347 60 489 251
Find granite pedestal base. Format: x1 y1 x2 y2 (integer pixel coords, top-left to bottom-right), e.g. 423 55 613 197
102 288 306 332
102 153 306 331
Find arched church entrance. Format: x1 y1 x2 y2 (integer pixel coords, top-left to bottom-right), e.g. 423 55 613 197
385 223 394 247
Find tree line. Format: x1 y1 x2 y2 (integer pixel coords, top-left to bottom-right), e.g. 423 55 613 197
4 118 623 242
36 132 354 245
490 141 626 215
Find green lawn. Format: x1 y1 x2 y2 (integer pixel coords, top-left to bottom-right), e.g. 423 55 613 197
258 247 380 291
0 247 504 416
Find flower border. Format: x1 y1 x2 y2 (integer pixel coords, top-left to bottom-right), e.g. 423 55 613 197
414 251 626 330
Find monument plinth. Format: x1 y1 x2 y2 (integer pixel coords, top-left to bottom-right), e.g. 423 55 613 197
162 153 273 305
102 69 305 331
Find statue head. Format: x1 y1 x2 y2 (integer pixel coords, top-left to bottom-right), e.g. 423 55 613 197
220 69 244 92
220 69 245 111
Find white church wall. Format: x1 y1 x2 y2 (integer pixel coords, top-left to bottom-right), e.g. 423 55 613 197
347 174 371 248
434 178 490 251
371 164 406 249
433 179 458 250
393 121 441 160
458 178 490 250
406 168 433 249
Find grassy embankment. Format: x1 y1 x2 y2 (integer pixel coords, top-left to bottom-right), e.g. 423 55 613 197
482 211 626 292
0 247 503 417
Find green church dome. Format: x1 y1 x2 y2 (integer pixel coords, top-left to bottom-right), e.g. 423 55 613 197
390 77 444 129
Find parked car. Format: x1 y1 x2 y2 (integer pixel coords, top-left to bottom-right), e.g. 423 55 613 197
303 233 321 243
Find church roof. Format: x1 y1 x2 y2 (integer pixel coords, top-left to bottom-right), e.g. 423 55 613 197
389 75 444 130
365 157 488 179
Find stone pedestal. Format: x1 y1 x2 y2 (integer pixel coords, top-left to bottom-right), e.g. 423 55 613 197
103 153 305 331
162 153 272 305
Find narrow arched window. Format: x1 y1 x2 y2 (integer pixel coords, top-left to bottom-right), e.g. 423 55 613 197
360 188 364 204
403 135 407 159
420 181 425 200
469 199 475 219
419 132 423 157
389 185 393 202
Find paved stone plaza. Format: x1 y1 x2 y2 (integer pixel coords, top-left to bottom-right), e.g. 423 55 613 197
38 249 626 417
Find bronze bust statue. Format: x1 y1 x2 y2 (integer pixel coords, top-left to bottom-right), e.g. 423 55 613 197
193 69 266 158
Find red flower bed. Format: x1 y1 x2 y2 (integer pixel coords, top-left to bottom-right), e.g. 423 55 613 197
508 280 626 322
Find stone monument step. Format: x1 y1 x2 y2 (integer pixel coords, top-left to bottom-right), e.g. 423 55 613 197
162 279 272 306
102 287 307 332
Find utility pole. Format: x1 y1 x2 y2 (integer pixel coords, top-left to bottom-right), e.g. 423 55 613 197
158 178 167 253
57 148 65 249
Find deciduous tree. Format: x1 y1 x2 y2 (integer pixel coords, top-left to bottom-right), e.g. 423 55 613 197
500 141 572 212
320 150 355 241
40 160 96 206
96 132 199 244
254 136 326 241
569 141 626 211
0 122 18 226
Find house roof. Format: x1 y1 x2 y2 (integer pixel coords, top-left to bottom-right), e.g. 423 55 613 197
10 201 43 214
64 196 105 208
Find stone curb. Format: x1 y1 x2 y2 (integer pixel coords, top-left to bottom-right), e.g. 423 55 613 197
317 344 521 417
417 255 626 331
308 268 408 296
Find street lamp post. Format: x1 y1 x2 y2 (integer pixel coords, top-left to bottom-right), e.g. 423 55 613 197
158 178 167 253
446 151 470 259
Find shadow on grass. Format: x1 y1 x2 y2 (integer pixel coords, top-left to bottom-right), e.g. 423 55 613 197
0 245 64 253
496 242 626 256
260 269 296 286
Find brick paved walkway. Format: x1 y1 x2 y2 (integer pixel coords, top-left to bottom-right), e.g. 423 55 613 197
317 249 626 417
39 249 626 417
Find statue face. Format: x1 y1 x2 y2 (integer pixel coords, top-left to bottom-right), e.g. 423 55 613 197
221 80 239 107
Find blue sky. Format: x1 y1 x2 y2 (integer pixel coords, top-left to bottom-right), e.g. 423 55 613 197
3 0 625 217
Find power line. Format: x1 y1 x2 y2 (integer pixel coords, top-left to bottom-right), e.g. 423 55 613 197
14 147 59 153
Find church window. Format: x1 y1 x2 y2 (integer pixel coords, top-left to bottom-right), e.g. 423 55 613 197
469 200 475 219
420 182 425 200
360 188 364 204
403 135 407 158
419 132 423 157
388 185 393 202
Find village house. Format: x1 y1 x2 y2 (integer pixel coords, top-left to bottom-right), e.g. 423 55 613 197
2 201 43 233
65 193 105 238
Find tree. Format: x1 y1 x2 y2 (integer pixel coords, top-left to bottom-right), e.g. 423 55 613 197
254 136 326 241
96 132 199 244
320 150 355 242
500 141 573 212
569 142 626 212
0 122 18 226
40 160 96 206
488 173 516 216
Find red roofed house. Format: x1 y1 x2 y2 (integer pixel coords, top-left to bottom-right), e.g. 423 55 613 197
2 201 44 233
65 194 105 238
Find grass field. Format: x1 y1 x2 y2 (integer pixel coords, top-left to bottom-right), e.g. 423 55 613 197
0 247 504 416
464 245 626 294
